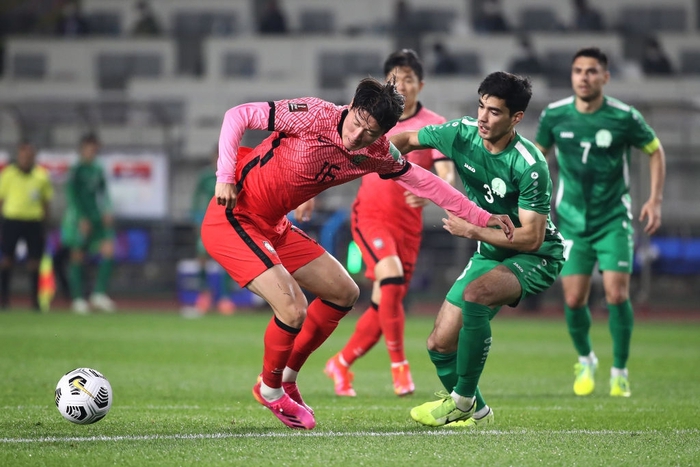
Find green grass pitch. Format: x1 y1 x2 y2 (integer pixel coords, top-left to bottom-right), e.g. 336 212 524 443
1 309 699 466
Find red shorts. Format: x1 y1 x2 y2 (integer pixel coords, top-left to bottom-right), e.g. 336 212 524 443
351 214 421 283
201 198 325 287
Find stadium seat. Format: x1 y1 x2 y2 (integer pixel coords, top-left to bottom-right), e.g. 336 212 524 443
518 7 563 32
11 53 46 80
453 52 482 76
223 52 257 78
84 11 122 36
299 9 335 34
680 50 700 74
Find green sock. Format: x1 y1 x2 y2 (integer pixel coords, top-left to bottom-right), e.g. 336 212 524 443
198 266 208 291
454 301 493 398
608 300 633 369
68 262 83 299
428 348 487 410
565 305 592 356
94 258 114 294
428 349 457 392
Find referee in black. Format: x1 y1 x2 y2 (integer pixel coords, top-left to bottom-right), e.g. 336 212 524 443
0 141 54 310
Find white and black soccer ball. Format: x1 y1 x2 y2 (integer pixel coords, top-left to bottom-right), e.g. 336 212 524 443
55 368 113 425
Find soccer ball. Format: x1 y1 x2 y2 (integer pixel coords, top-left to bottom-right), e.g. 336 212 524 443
55 368 113 424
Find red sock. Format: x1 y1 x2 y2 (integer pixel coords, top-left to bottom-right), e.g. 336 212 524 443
377 277 406 364
286 298 352 371
340 302 382 366
261 316 300 388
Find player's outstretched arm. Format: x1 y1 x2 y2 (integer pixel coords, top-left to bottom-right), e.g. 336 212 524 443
390 130 425 155
395 163 512 241
443 208 545 250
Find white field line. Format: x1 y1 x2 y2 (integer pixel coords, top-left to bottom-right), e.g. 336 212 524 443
1 429 698 444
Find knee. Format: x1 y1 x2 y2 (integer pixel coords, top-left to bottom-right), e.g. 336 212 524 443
564 291 588 309
340 281 360 307
426 333 456 354
462 284 490 305
605 289 629 305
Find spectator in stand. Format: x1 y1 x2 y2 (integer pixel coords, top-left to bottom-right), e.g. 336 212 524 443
55 0 89 36
474 0 510 34
641 37 674 76
572 0 605 32
508 36 543 76
258 0 288 35
131 0 162 37
433 42 459 76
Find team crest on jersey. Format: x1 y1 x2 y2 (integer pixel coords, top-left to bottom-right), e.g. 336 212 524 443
351 154 369 166
490 178 507 198
373 238 384 249
288 102 308 112
262 241 276 254
595 129 612 148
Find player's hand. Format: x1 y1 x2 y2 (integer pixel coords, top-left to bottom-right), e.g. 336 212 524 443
639 198 662 235
215 182 237 209
294 198 315 223
404 190 429 208
487 214 514 242
442 212 478 238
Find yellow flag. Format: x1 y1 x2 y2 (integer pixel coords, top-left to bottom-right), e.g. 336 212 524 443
38 254 56 313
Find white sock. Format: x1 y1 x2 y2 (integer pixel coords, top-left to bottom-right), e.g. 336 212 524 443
578 351 597 365
390 360 408 369
282 367 298 383
473 405 491 419
611 367 628 378
451 391 475 412
338 354 350 367
260 382 284 402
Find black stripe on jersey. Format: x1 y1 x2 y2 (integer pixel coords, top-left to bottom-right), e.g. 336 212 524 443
235 155 261 193
267 101 275 131
225 208 275 269
351 205 380 264
379 160 411 180
260 132 286 167
290 225 318 244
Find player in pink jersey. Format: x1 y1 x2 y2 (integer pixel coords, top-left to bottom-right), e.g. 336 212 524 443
202 77 514 430
325 50 452 398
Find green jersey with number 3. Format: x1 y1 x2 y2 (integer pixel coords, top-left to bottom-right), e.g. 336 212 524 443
418 116 563 262
535 95 659 235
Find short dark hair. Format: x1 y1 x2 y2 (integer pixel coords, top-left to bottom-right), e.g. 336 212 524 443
383 48 424 82
80 132 100 145
477 71 532 115
351 77 405 133
572 47 608 69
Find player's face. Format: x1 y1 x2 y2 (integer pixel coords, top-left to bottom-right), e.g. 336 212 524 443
342 108 385 151
16 144 36 171
477 94 521 143
571 56 609 102
387 66 423 115
80 141 99 162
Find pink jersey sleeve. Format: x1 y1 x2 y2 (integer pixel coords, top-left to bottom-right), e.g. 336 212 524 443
217 102 271 183
395 163 492 227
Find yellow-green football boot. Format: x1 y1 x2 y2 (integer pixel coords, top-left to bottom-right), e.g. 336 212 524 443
444 407 494 428
410 391 475 427
573 359 597 396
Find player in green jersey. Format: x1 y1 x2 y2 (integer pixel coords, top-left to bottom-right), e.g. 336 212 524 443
190 145 234 314
392 71 565 427
61 133 117 314
535 47 666 398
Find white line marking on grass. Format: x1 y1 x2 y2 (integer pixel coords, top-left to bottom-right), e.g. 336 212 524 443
1 429 698 444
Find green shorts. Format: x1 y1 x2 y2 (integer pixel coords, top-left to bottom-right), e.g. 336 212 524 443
446 251 564 311
560 218 634 276
61 218 115 252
